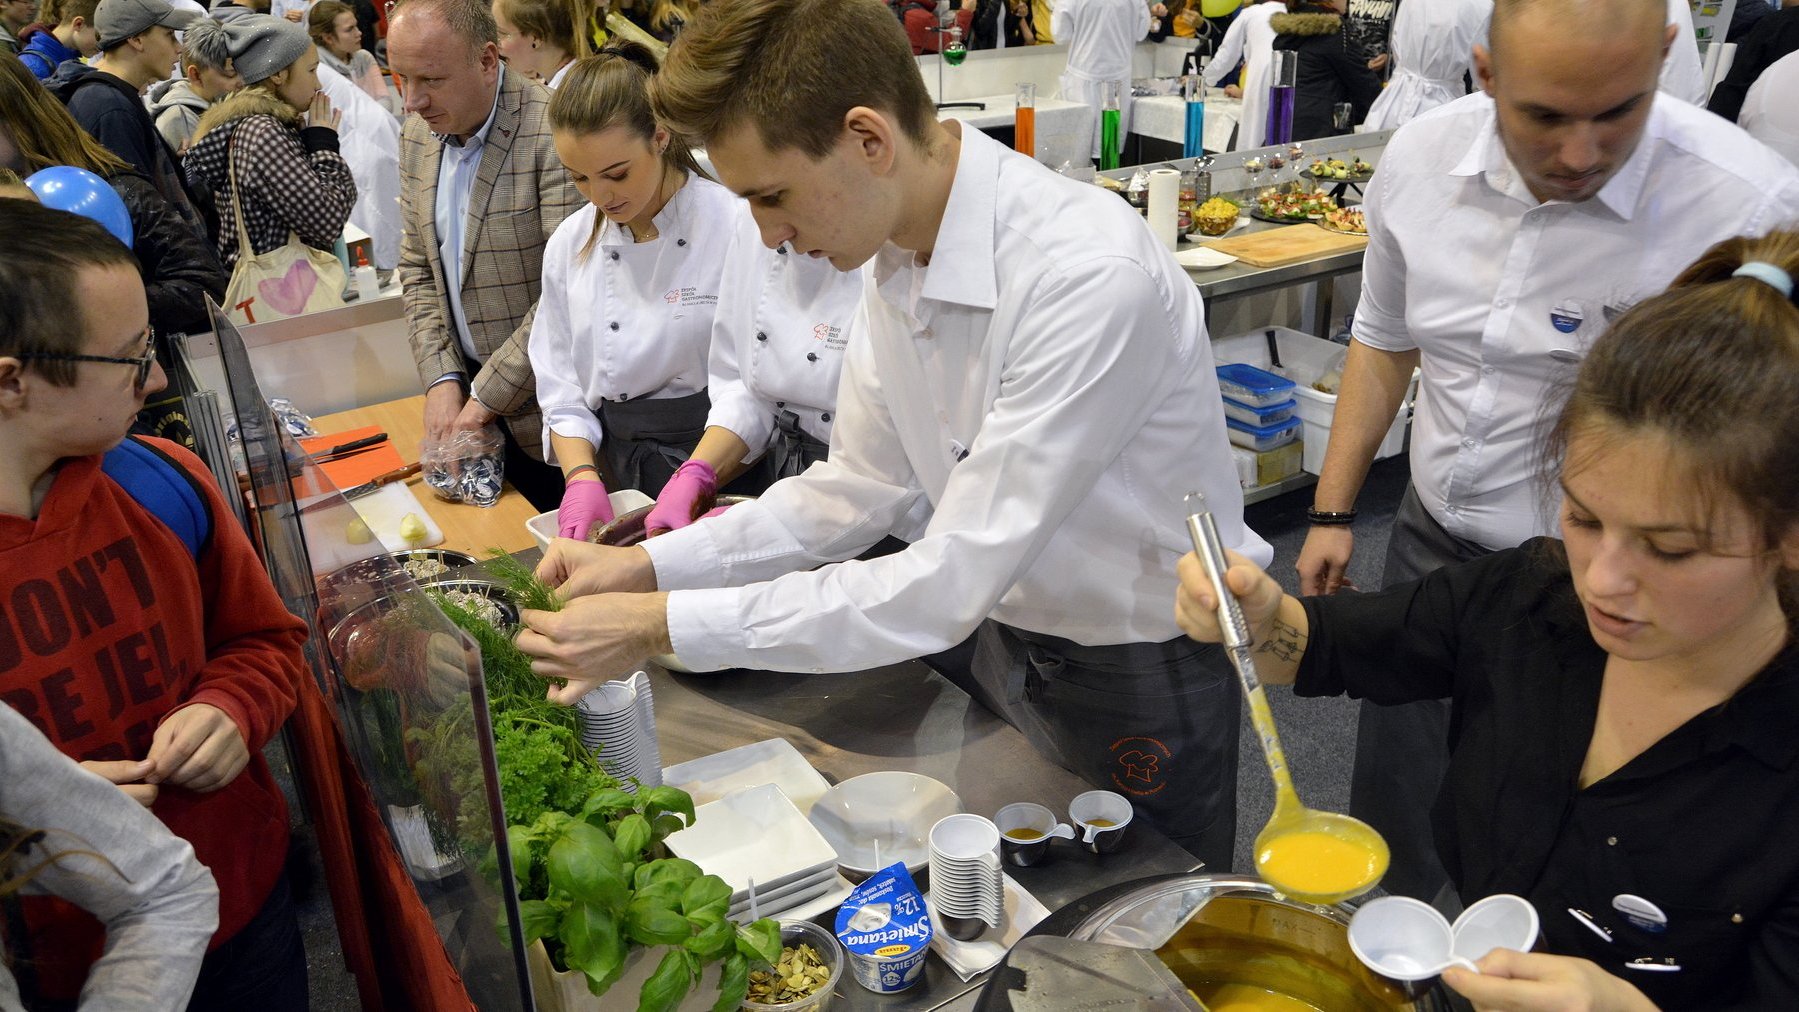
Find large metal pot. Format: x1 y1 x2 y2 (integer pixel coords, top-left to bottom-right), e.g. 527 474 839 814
979 873 1451 1012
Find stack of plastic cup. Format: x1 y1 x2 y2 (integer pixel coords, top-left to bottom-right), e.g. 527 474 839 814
928 814 1004 941
575 671 662 790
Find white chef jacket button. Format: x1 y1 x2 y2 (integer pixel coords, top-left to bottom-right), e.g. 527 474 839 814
756 331 768 342
1495 297 1511 308
821 412 832 422
1463 438 1476 449
609 251 619 261
806 352 818 362
609 321 619 331
1482 366 1495 376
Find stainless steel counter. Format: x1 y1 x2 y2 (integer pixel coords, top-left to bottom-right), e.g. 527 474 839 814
647 660 1202 1011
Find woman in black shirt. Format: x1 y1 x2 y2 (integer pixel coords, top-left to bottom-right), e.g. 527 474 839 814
1177 230 1799 1012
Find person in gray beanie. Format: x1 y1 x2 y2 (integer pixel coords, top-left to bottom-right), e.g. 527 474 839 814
182 13 357 271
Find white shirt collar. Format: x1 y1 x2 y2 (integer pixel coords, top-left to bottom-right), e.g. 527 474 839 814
547 59 572 90
878 124 1000 312
1449 93 1657 221
436 67 506 149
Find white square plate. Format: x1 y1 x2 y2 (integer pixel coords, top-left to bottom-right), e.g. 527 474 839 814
665 783 838 897
662 738 832 816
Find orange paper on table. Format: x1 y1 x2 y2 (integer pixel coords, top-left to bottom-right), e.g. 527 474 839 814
297 426 407 495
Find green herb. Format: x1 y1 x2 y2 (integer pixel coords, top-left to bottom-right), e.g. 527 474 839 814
507 784 780 1008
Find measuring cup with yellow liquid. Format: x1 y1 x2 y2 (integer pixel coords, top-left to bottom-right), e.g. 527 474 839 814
1185 493 1389 905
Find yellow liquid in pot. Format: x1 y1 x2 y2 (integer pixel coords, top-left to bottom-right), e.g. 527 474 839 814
1086 818 1117 828
1256 830 1383 899
1005 828 1046 841
1190 984 1324 1012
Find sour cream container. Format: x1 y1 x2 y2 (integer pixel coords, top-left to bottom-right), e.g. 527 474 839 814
834 863 933 993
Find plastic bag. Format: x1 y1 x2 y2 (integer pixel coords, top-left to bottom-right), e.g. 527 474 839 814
421 427 505 507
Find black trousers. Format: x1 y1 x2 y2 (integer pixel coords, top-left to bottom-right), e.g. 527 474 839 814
1347 483 1491 902
927 621 1240 872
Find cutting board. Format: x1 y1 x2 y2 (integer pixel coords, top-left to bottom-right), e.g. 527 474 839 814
1201 223 1368 267
301 482 444 576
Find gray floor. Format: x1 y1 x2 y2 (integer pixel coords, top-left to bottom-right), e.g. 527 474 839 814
1229 453 1412 874
277 453 1417 1009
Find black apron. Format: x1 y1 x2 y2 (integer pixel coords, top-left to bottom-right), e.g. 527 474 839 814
597 389 711 497
767 408 831 480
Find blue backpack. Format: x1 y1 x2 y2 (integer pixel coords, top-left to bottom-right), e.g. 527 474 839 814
99 437 213 561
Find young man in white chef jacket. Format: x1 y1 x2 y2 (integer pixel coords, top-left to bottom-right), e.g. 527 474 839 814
514 0 1270 871
1294 0 1799 903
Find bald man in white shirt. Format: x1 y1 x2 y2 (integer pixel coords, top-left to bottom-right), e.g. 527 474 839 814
516 0 1270 870
1296 0 1799 903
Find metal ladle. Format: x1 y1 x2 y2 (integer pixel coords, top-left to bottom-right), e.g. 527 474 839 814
1184 492 1389 905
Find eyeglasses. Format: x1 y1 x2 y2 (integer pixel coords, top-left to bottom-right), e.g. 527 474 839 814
18 327 157 393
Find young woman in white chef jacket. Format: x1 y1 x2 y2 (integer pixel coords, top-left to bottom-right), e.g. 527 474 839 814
642 201 868 535
529 41 739 541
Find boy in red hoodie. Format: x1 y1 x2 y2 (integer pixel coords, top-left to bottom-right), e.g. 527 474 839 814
0 200 309 1010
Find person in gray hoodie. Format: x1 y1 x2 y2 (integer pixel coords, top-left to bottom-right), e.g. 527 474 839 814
148 17 243 153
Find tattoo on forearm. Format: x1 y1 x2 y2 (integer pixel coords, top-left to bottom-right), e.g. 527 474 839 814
1256 617 1305 664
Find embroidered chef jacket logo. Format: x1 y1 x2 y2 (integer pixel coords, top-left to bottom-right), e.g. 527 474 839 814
812 323 847 351
1110 735 1172 796
663 287 718 308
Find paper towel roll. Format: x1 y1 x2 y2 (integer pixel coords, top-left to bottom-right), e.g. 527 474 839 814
1148 168 1180 250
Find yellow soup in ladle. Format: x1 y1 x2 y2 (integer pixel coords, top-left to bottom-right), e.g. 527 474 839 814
1256 829 1386 901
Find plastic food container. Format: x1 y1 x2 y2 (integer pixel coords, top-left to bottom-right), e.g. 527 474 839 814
1215 363 1297 408
1226 415 1302 453
1212 327 1418 475
1221 397 1296 427
741 919 845 1012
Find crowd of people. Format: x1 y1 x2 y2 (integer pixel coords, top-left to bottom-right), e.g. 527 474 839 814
0 0 1796 1009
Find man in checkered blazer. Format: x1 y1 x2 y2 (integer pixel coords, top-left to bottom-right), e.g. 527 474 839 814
389 0 581 511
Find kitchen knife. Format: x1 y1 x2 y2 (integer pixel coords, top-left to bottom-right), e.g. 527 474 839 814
311 432 388 461
343 462 422 500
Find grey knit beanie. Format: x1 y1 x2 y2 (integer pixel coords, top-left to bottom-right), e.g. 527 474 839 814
228 14 311 85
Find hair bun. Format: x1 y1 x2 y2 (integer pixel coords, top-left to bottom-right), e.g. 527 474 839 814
600 37 661 75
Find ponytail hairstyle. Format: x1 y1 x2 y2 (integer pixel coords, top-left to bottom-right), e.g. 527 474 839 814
307 0 355 50
1545 230 1799 624
548 39 708 257
494 0 596 59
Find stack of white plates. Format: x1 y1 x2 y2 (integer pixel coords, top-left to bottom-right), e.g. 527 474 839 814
576 671 662 790
666 784 842 921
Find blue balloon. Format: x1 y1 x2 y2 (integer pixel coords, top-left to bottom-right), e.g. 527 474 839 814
25 166 134 248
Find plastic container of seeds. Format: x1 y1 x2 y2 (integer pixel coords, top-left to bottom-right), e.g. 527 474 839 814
742 919 845 1011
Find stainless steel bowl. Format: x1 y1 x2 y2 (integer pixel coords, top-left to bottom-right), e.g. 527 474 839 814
325 548 483 591
588 496 756 547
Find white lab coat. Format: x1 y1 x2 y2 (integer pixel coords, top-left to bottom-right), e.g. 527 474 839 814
1203 1 1284 150
529 174 739 462
707 204 866 456
1054 0 1149 159
1740 50 1799 167
316 62 402 270
1363 0 1490 132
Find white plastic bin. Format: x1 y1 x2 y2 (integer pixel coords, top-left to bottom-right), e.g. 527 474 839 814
1212 327 1418 476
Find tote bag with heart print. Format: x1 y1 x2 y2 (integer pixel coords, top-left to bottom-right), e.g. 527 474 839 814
221 130 346 326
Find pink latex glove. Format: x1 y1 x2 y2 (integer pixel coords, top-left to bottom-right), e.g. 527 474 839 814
557 478 615 540
644 459 719 536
